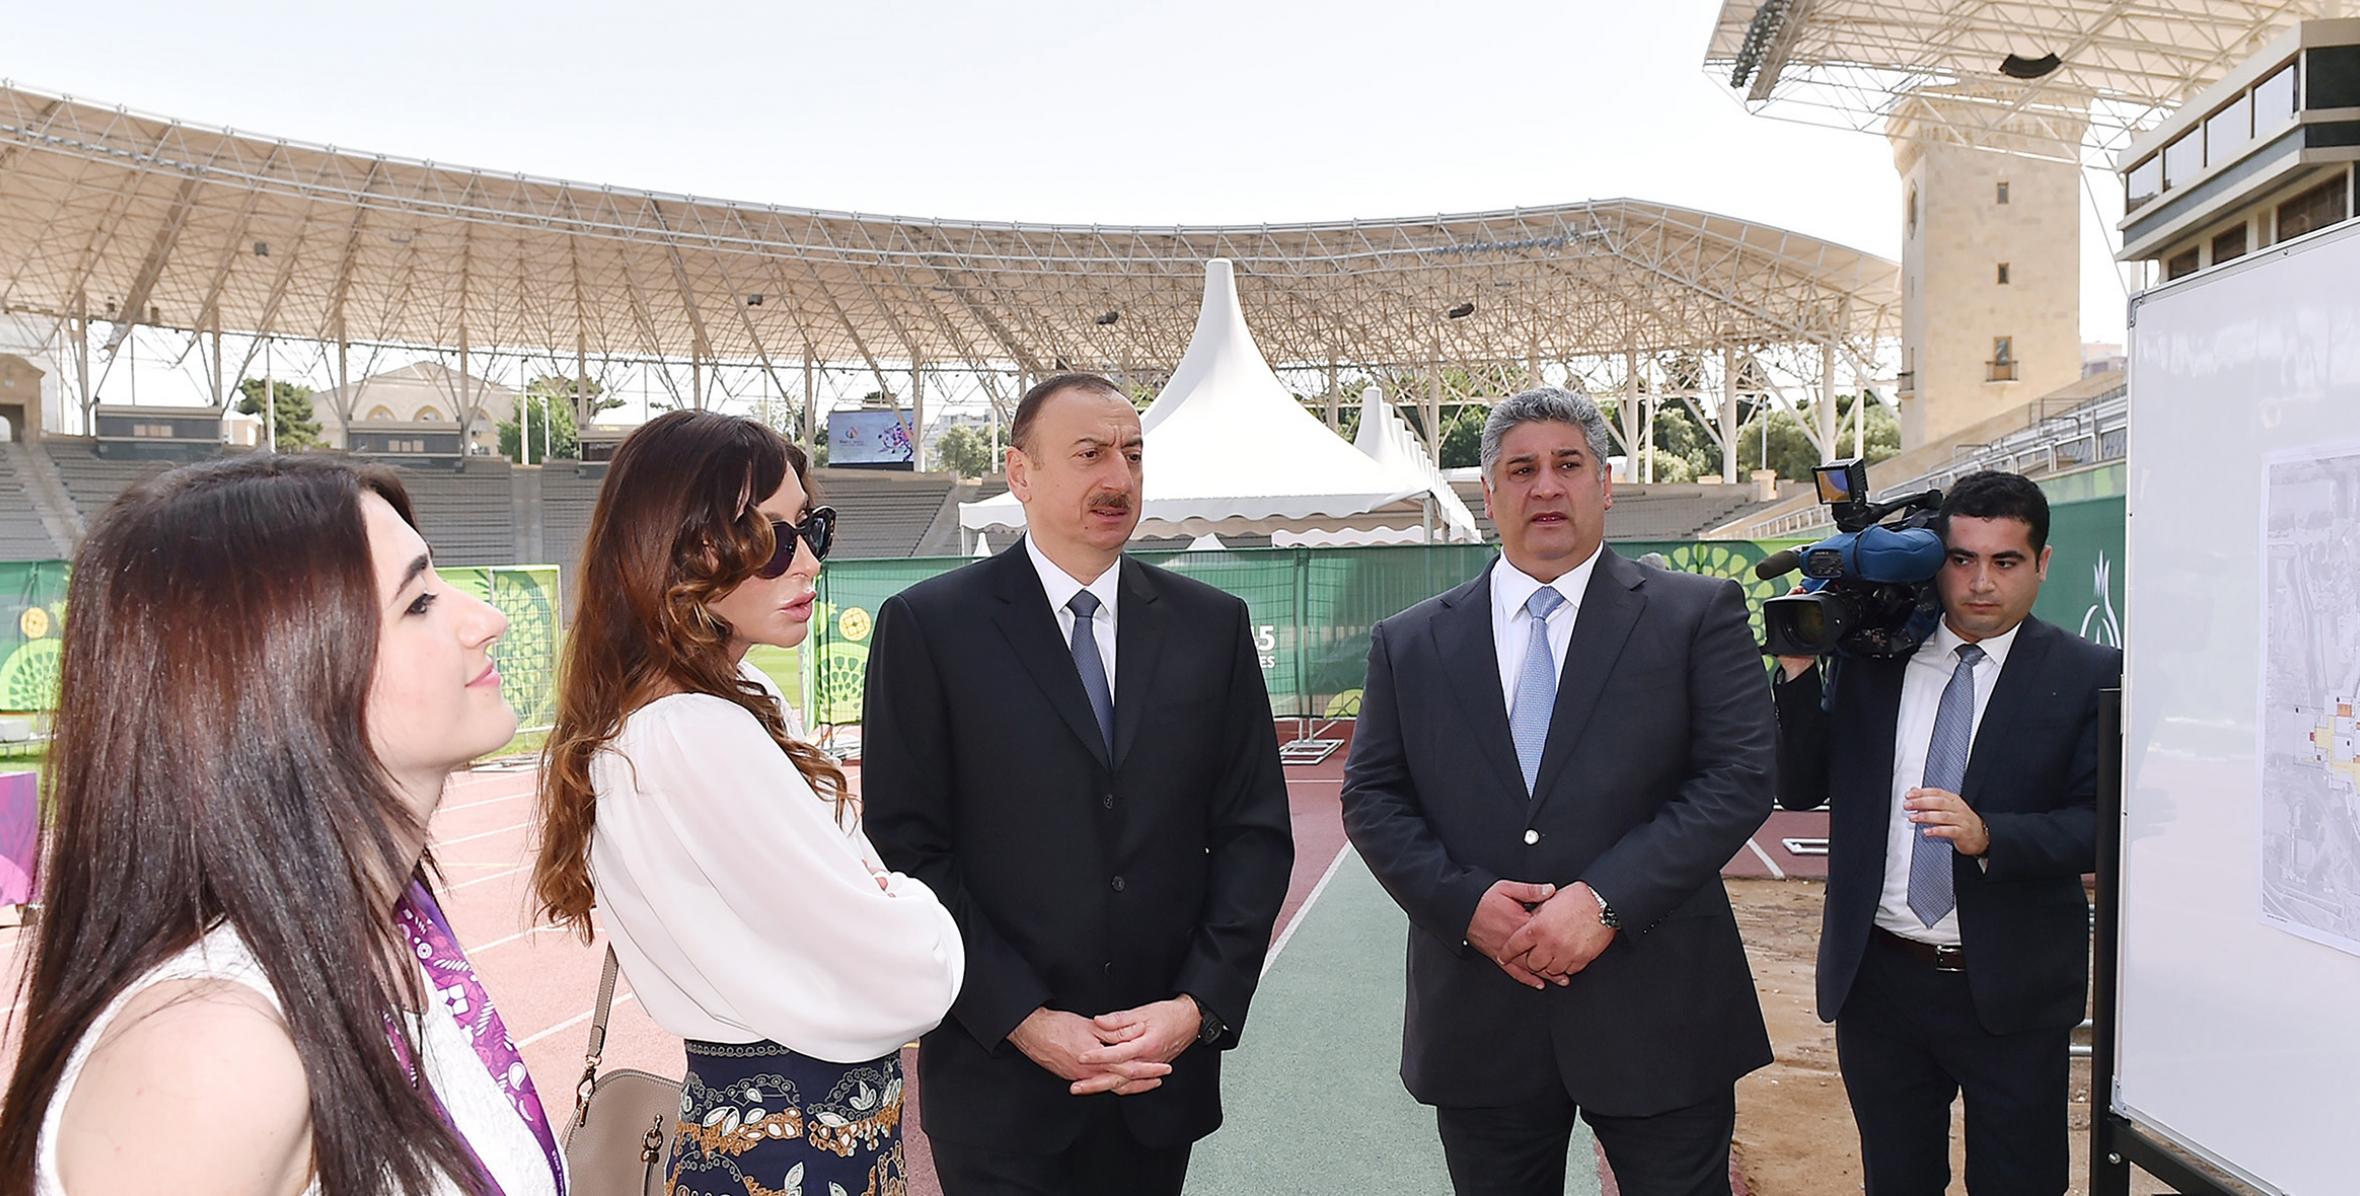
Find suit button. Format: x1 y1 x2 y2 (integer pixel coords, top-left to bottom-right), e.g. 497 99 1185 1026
1104 961 1115 976
1523 829 1540 845
1102 793 1115 809
1111 876 1126 893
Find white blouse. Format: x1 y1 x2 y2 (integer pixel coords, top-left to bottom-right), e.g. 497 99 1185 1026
587 667 964 1063
37 921 561 1196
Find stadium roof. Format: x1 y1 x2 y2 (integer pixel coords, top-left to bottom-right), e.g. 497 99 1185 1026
0 81 1899 422
1703 1 2346 157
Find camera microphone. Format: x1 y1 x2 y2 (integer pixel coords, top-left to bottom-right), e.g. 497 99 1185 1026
1754 549 1804 581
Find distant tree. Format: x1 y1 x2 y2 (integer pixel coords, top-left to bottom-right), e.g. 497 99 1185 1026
1649 453 1701 484
1732 395 1902 481
932 425 995 477
1438 406 1489 470
525 374 623 421
497 393 581 461
1647 403 1720 481
234 379 321 451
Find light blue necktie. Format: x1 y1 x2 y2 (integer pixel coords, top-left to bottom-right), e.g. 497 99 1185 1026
1066 590 1114 757
1510 587 1565 796
1908 642 1985 926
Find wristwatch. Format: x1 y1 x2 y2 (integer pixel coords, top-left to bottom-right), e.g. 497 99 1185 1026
1590 887 1622 931
1184 994 1226 1046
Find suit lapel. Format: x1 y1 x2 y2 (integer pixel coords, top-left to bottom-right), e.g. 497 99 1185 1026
1961 617 2051 799
1851 652 1909 876
1432 565 1526 798
988 540 1111 768
1528 549 1645 815
1111 559 1166 768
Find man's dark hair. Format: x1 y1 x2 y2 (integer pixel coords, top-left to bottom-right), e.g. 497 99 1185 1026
1938 470 2050 552
1009 372 1126 453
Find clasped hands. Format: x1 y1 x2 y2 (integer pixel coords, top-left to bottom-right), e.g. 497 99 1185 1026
1466 879 1616 990
1009 997 1201 1097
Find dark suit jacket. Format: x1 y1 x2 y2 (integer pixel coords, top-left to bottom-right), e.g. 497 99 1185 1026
861 542 1293 1152
1340 548 1777 1117
1773 615 2120 1035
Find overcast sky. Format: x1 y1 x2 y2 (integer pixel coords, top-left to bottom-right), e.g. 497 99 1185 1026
11 0 2132 369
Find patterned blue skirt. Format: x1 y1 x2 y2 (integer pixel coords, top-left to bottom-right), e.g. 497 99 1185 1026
667 1039 905 1196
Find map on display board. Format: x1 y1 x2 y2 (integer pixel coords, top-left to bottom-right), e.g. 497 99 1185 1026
2260 444 2360 958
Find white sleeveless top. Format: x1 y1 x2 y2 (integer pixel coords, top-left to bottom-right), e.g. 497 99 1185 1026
36 921 562 1196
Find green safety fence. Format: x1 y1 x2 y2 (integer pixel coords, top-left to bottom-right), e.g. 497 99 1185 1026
2 493 2124 732
799 538 1818 726
0 561 564 733
803 495 2127 726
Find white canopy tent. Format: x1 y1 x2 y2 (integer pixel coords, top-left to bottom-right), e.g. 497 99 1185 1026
1274 383 1485 548
959 259 1425 541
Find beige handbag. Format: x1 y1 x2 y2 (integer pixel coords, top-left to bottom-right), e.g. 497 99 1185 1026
560 947 680 1196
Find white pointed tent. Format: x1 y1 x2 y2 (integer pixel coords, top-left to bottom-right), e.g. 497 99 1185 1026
1274 383 1484 547
959 259 1424 540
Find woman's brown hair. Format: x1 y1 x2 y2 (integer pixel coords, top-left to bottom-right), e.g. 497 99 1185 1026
533 410 847 939
0 454 488 1195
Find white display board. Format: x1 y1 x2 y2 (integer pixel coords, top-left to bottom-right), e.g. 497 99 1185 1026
2121 218 2360 1195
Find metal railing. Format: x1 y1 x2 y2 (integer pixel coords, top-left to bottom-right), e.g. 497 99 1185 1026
1739 382 2129 540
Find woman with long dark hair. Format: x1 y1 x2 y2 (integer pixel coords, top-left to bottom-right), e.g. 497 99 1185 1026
0 455 564 1195
532 411 960 1196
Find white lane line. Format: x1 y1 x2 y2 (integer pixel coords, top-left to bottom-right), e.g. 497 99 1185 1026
435 819 533 848
466 924 564 955
518 991 637 1049
450 863 531 892
1743 837 1787 881
440 788 532 813
1260 843 1354 980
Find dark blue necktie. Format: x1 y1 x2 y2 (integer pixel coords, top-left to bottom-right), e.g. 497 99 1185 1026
1908 642 1985 926
1067 590 1114 756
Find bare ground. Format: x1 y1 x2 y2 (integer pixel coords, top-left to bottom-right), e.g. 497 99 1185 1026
1726 878 2200 1196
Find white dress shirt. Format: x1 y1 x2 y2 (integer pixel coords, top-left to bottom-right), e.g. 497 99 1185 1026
588 662 965 1062
1878 619 2019 945
1488 547 1602 716
1026 534 1121 691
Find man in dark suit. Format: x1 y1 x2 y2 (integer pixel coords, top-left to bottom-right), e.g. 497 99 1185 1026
862 372 1294 1196
1773 469 2120 1195
1341 386 1776 1196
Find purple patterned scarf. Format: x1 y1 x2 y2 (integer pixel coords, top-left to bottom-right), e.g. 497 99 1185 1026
389 880 567 1195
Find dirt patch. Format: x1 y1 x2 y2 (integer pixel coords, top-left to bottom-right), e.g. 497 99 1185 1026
1727 878 2190 1196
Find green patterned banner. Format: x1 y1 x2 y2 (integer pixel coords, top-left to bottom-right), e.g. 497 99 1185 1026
2030 495 2126 649
0 561 562 732
0 561 69 716
442 565 564 731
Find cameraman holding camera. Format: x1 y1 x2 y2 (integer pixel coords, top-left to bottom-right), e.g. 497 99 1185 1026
1772 470 2119 1196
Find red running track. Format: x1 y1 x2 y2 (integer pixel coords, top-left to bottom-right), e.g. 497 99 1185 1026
0 725 1817 1194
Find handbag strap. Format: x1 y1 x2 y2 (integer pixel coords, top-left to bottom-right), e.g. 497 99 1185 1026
571 945 623 1127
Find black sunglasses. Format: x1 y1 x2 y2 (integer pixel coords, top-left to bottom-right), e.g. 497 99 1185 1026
757 506 837 577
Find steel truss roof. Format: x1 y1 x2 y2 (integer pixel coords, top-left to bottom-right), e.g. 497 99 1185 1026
0 81 1897 419
1704 1 2342 159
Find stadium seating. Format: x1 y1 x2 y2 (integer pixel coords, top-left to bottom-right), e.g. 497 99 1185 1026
540 462 606 594
0 445 64 559
808 469 957 560
396 459 516 566
43 445 179 523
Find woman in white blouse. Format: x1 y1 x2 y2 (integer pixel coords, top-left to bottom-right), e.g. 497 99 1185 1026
532 411 962 1196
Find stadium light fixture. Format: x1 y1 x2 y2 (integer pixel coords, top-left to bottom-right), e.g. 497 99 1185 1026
1095 310 1121 326
747 293 765 306
253 241 269 257
1446 302 1476 320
